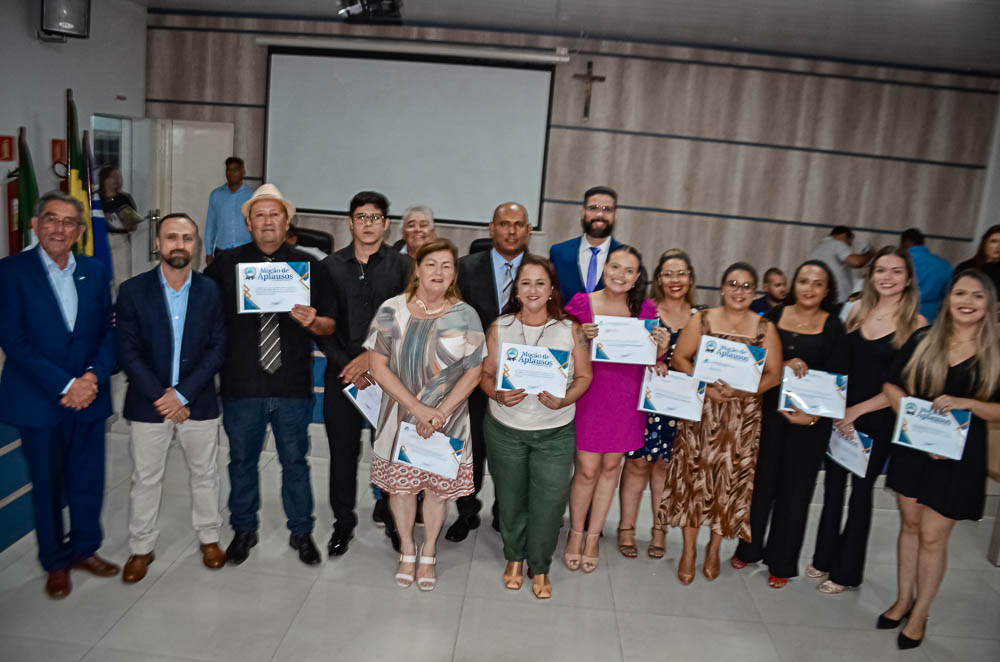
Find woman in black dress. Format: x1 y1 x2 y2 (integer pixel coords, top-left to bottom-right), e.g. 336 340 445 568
809 247 927 593
956 225 1000 296
731 260 847 588
879 270 1000 649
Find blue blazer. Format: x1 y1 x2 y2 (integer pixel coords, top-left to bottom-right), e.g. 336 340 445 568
0 248 115 427
116 266 226 423
548 236 622 303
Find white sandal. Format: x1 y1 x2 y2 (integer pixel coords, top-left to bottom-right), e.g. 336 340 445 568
804 564 828 579
417 545 437 592
395 551 417 588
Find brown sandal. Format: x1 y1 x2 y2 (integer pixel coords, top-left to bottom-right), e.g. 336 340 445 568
617 527 638 558
647 525 666 559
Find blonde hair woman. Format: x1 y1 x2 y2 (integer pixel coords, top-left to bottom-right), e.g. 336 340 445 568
879 270 1000 649
809 247 927 593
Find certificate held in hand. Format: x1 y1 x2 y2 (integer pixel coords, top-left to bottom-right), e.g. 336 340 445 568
691 335 767 393
779 367 848 418
591 315 659 365
342 382 383 427
637 369 705 422
497 343 569 398
827 426 874 478
393 422 464 480
237 261 311 313
891 396 970 461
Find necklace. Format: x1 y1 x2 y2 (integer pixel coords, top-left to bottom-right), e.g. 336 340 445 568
415 298 446 315
519 315 551 346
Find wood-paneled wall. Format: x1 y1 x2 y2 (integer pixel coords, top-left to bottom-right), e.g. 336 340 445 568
146 12 999 295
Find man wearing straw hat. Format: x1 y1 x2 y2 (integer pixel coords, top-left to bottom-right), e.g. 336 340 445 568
205 184 336 567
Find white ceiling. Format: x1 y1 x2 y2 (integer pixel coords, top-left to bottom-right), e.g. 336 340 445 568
142 0 1000 73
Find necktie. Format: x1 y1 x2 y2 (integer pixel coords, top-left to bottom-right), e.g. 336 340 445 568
258 256 282 374
585 246 600 292
500 262 513 311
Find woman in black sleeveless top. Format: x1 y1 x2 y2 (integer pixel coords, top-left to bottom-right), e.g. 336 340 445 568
732 261 847 588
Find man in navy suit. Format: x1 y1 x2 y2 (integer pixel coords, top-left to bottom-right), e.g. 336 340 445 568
116 213 227 583
0 191 118 598
548 186 622 302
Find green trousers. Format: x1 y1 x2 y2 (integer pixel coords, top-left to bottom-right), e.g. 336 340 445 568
484 413 576 574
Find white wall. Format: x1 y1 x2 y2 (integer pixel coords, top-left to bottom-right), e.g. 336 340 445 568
977 102 1000 247
0 0 147 257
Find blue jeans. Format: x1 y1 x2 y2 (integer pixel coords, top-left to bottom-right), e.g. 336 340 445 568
223 397 315 536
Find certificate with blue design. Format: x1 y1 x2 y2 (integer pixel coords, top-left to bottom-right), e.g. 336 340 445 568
237 261 310 313
691 335 767 393
891 396 970 460
591 316 659 365
394 422 464 480
497 343 569 397
827 426 873 478
778 367 848 418
637 369 705 422
343 382 383 427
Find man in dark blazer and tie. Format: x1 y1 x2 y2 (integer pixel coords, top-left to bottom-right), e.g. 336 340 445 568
0 191 117 598
116 213 228 583
548 186 622 302
448 201 531 542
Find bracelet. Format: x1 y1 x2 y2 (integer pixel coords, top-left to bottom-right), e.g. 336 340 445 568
808 417 818 426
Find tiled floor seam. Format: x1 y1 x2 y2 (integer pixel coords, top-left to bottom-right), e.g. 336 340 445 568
450 529 476 662
267 570 323 662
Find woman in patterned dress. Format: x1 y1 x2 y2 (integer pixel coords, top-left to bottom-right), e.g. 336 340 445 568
366 239 485 591
660 262 783 584
617 249 698 559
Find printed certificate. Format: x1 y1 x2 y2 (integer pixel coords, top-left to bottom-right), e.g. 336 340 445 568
393 422 464 480
591 316 659 365
827 427 874 478
342 382 383 428
497 343 569 398
891 396 970 461
778 367 848 418
237 261 310 313
691 335 767 393
637 369 705 422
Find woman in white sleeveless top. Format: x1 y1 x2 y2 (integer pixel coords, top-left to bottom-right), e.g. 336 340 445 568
479 256 593 599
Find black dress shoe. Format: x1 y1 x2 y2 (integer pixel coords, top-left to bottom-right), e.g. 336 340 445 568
877 608 912 630
445 514 481 542
289 533 321 565
327 529 353 556
226 531 258 565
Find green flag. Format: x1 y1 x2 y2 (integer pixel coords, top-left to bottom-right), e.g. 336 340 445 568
16 127 39 251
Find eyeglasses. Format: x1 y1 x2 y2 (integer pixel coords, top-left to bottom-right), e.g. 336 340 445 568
39 213 81 229
660 270 690 279
351 213 386 225
585 204 615 213
724 280 755 291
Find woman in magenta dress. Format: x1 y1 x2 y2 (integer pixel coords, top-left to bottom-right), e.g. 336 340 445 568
563 245 670 572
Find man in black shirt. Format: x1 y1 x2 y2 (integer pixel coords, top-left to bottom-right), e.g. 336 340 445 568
205 184 336 567
322 191 411 556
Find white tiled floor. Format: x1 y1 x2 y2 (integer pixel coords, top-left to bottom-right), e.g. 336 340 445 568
1 432 998 662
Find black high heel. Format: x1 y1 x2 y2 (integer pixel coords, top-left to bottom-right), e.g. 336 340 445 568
896 617 927 650
876 608 912 630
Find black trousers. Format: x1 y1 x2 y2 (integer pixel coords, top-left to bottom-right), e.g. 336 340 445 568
811 423 893 587
735 412 829 578
455 390 494 521
324 385 365 534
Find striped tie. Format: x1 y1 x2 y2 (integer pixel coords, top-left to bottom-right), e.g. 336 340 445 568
500 262 513 311
259 312 282 374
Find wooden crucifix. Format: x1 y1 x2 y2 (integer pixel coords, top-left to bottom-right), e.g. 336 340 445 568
572 61 606 121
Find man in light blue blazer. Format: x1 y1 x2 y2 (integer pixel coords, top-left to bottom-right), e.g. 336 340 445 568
0 191 118 598
548 185 622 303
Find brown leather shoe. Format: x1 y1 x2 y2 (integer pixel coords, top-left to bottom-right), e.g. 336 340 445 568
72 554 120 577
122 553 155 583
45 569 71 599
200 543 225 569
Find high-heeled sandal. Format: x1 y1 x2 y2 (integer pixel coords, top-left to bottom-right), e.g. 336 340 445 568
768 574 787 589
503 560 524 590
730 554 748 570
817 579 854 594
617 527 638 558
527 568 551 599
581 532 600 573
702 544 721 581
677 545 696 585
416 545 437 592
647 525 666 559
564 529 583 571
804 564 827 579
395 551 417 588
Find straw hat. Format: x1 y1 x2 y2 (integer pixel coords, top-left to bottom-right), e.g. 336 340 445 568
241 183 296 220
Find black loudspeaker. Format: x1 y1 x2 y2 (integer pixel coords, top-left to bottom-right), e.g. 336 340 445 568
41 0 91 39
